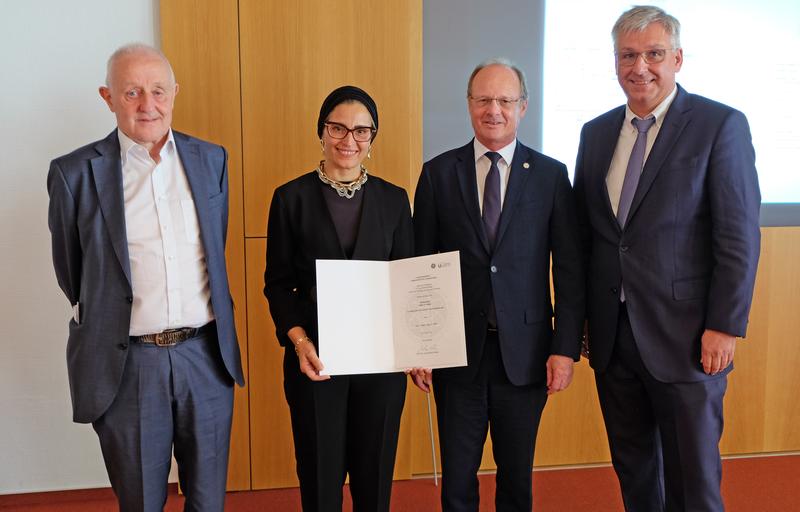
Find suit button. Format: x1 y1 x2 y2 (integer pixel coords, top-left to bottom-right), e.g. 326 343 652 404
117 343 128 350
611 287 618 295
490 265 497 273
126 296 133 303
620 245 629 252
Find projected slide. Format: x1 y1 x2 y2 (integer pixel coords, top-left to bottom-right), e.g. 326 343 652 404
542 0 800 203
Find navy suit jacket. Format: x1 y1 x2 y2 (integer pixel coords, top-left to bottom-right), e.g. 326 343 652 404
414 140 585 386
574 85 761 383
48 129 244 423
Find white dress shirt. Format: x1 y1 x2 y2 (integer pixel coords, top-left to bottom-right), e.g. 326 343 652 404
473 138 517 213
606 86 678 215
119 129 214 335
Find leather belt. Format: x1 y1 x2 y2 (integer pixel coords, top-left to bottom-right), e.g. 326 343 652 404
131 322 214 347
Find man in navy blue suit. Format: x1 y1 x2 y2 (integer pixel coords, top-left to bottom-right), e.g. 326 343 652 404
413 58 584 511
574 6 761 511
48 44 244 511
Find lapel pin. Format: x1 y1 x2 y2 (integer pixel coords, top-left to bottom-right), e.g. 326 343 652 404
523 162 530 169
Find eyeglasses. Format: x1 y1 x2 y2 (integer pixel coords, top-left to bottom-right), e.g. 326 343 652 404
468 96 523 109
324 122 376 142
615 48 675 67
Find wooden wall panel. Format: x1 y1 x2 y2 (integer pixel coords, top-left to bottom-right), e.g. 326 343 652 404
762 228 800 451
160 0 250 490
534 360 611 466
722 227 800 453
720 241 770 453
239 0 423 237
240 0 423 488
245 238 298 488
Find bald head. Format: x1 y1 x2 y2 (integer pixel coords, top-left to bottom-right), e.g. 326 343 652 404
105 43 175 90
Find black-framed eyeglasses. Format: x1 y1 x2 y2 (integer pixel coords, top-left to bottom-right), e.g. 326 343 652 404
615 48 675 67
324 122 376 142
468 96 523 109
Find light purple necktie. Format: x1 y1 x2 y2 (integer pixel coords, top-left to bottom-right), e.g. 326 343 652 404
483 151 502 248
617 116 655 228
618 116 655 302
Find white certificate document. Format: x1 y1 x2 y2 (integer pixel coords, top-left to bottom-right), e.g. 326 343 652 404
316 251 467 375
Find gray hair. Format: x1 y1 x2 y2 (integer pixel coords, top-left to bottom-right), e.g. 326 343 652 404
467 57 529 101
612 5 681 50
105 43 175 87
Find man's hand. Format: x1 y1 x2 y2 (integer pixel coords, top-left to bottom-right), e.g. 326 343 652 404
546 355 574 395
406 368 433 393
701 329 736 375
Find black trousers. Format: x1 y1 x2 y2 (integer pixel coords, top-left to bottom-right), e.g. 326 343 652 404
92 329 235 512
283 347 407 512
595 305 727 512
434 331 548 512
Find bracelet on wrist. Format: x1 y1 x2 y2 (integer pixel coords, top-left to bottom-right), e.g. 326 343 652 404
292 335 311 354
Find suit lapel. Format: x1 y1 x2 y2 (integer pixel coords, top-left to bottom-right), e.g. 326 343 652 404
627 86 691 225
455 142 491 253
495 142 532 248
175 133 214 255
596 108 626 232
91 131 131 286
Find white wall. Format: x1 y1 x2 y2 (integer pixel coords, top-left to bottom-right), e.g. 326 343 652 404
0 0 158 493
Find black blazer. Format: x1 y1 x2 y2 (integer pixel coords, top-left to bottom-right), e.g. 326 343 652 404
574 85 761 383
413 141 585 386
264 171 414 348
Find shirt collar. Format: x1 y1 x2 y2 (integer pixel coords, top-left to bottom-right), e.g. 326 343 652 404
625 84 678 129
118 128 176 165
473 138 517 166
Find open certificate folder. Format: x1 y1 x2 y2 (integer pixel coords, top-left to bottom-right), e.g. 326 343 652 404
316 251 468 375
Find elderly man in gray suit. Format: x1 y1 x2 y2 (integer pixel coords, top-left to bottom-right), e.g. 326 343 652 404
47 43 244 511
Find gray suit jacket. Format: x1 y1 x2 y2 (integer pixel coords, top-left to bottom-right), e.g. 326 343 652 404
48 129 244 423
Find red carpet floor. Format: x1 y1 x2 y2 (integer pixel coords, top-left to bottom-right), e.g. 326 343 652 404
1 454 796 511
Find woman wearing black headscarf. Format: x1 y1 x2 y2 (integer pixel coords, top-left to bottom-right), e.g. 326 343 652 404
264 86 419 512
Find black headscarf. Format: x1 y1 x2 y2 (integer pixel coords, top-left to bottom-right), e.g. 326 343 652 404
317 85 378 140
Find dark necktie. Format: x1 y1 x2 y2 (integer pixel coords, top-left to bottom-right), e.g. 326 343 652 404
483 151 502 248
483 152 502 328
617 116 655 227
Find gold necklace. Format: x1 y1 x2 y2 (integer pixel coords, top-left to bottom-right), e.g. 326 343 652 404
316 160 369 199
